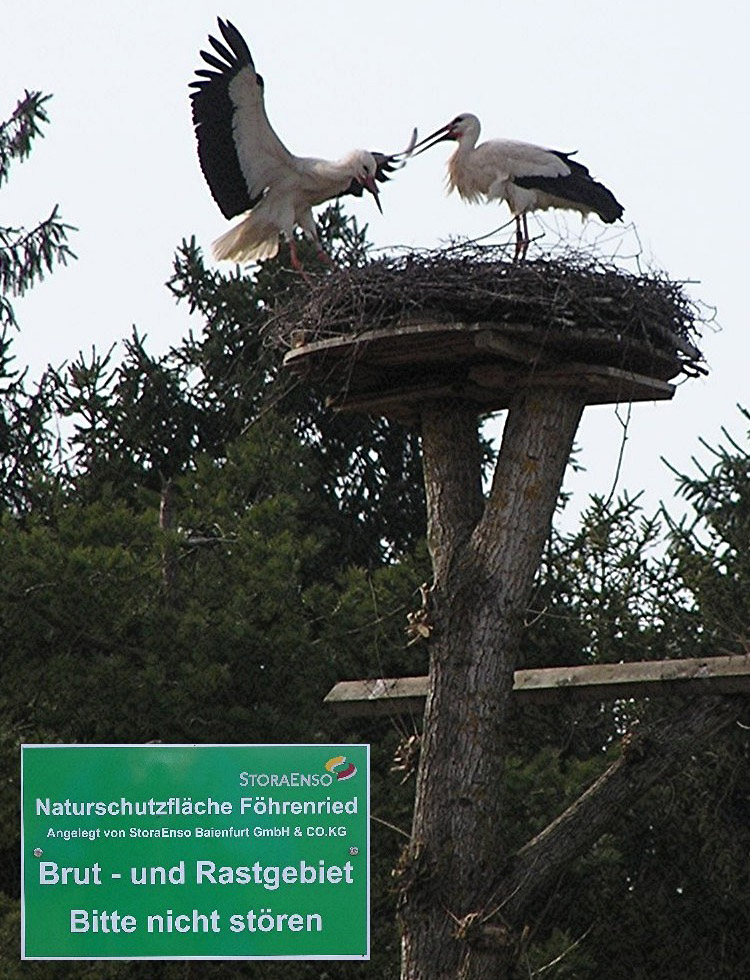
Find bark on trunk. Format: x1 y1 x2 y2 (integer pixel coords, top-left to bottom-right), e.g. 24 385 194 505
159 478 178 601
399 389 585 980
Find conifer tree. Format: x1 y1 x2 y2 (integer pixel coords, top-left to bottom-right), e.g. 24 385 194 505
0 92 74 513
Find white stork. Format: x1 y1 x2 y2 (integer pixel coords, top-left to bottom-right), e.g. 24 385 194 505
414 113 624 260
190 19 411 269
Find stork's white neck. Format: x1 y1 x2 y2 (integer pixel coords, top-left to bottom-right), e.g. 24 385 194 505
454 114 481 151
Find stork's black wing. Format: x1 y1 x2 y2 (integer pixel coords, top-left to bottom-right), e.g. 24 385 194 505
514 151 624 223
189 19 296 219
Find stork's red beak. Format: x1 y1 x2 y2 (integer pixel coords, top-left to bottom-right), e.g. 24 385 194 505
412 121 456 156
362 175 383 214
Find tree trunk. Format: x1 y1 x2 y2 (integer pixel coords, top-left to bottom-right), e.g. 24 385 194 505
399 388 585 980
159 477 178 601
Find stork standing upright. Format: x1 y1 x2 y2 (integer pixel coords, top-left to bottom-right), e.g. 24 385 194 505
190 19 411 269
414 113 624 260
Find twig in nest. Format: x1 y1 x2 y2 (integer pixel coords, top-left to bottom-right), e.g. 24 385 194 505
267 242 706 379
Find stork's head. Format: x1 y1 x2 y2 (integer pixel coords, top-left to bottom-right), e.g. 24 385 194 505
413 113 481 154
350 150 383 213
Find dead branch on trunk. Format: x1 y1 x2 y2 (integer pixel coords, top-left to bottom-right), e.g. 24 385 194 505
477 695 748 937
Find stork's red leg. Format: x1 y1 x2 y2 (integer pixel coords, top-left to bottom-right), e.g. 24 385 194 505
289 239 303 271
513 214 522 262
513 215 524 262
315 246 336 268
519 213 530 261
287 240 315 284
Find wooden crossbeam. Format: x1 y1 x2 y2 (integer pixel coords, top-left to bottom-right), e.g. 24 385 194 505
324 655 750 716
324 677 429 718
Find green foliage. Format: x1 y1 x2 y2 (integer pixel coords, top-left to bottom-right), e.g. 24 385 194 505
0 92 75 330
522 926 598 978
0 205 74 329
49 332 202 500
167 211 427 566
0 332 58 513
0 92 52 184
666 407 750 651
0 92 74 514
515 492 698 762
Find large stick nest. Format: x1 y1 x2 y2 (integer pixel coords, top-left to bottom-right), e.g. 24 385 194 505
270 245 705 379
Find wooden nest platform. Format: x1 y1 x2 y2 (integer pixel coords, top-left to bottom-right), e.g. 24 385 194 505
275 247 705 424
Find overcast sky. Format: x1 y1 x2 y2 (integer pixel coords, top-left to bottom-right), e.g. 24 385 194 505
3 1 748 526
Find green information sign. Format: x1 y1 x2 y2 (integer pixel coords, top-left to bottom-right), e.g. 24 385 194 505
21 743 369 960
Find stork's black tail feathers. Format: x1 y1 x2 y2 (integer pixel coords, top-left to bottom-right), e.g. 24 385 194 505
515 152 624 223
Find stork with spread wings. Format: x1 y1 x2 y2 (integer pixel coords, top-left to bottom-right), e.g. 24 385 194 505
190 19 414 269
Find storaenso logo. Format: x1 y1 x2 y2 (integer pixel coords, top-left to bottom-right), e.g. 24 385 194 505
238 772 332 788
324 756 357 781
238 756 357 788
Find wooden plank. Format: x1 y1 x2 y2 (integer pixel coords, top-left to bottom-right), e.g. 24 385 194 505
323 676 429 718
473 330 552 365
284 321 489 371
327 380 474 416
324 655 750 716
283 321 684 381
468 363 675 405
514 655 750 704
326 363 674 422
495 319 702 364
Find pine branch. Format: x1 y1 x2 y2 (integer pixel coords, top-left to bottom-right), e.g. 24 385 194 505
0 207 76 303
0 91 51 186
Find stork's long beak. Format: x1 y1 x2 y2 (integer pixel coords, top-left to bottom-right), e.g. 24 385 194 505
362 175 383 214
382 128 419 169
398 127 419 160
412 122 455 156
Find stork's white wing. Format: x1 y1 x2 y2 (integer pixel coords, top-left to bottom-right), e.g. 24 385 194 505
476 139 573 180
190 19 299 219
